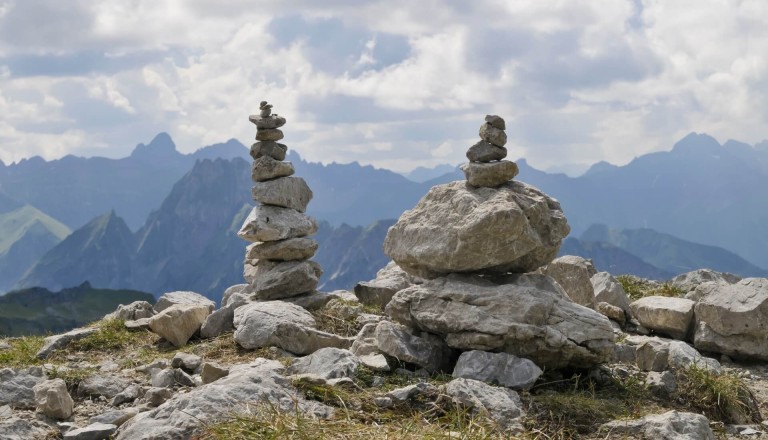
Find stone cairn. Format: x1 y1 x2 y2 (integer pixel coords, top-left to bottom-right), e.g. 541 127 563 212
237 101 323 300
460 115 519 187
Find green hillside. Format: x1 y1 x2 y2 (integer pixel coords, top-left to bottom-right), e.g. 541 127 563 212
0 204 70 254
0 282 154 336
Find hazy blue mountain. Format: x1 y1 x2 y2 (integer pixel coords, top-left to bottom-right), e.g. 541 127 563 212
0 191 23 214
580 224 768 278
16 210 135 291
403 164 458 183
559 237 673 280
0 281 153 336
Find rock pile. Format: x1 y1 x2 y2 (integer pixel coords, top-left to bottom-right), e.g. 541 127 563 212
460 115 519 187
238 101 322 300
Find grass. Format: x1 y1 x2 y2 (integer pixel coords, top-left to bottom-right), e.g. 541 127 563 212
616 275 685 301
0 334 44 368
310 299 379 338
675 364 761 424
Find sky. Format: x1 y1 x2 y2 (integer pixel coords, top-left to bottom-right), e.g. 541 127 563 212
0 0 767 174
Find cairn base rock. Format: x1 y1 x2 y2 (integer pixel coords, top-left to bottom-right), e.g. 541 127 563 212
461 161 519 188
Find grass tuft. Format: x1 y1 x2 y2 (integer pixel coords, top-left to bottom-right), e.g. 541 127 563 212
616 275 685 301
0 335 44 368
675 364 761 424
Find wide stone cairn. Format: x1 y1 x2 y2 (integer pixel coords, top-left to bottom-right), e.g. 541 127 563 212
382 115 615 369
236 101 322 300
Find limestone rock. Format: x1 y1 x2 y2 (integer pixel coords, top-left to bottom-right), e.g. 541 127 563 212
33 379 73 420
252 177 313 212
452 351 542 390
354 261 422 310
645 371 677 396
286 348 361 380
200 305 236 339
591 272 631 314
631 296 695 340
142 387 172 407
221 284 249 307
484 115 506 130
375 321 454 373
252 156 295 182
255 128 284 141
466 140 507 162
626 336 721 373
233 301 350 355
201 363 229 384
249 114 287 129
350 323 389 371
461 161 519 187
77 375 133 399
672 268 741 295
245 260 322 300
148 304 211 347
250 141 287 161
385 274 615 369
246 238 318 261
116 359 333 439
384 180 569 278
90 408 140 427
238 205 318 242
694 278 768 360
600 410 715 440
444 378 524 432
153 291 215 314
479 124 507 147
597 302 626 324
0 415 55 440
111 384 142 406
36 327 98 359
0 367 46 408
63 422 117 440
171 352 202 372
105 301 155 321
541 255 597 308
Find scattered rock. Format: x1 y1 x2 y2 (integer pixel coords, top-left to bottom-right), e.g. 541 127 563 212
124 318 151 331
452 350 542 390
201 362 229 384
0 415 55 440
375 321 454 373
153 291 215 314
591 272 631 314
287 348 361 380
597 302 626 324
63 422 117 440
142 387 173 407
33 379 73 419
171 352 202 372
0 367 46 408
78 375 132 400
200 305 236 339
444 378 524 432
148 303 211 347
600 410 715 440
631 296 695 340
646 371 677 396
36 327 98 359
105 301 155 321
540 255 598 308
90 407 140 427
111 384 142 406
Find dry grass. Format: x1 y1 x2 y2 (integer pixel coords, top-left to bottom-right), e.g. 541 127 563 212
0 334 44 368
616 275 685 301
675 364 761 424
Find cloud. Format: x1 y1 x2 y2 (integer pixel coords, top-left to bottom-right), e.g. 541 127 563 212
1 0 767 174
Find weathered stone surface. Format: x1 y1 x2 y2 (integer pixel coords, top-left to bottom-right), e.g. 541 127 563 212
384 181 569 278
287 348 361 380
461 161 519 187
485 115 506 130
250 141 287 161
244 260 322 300
646 371 677 396
350 323 389 372
672 268 741 295
105 301 155 321
238 205 318 242
444 378 524 432
694 278 768 360
0 367 45 408
252 177 313 212
201 362 229 384
116 359 333 439
591 272 631 314
233 301 350 355
33 379 73 419
625 336 721 373
246 238 318 261
280 290 337 311
153 291 215 314
386 274 615 369
631 296 695 340
171 352 202 372
541 255 597 308
63 422 117 440
142 387 172 407
479 123 507 147
200 305 236 339
600 410 715 440
466 140 507 162
148 304 211 347
0 405 10 419
249 114 286 129
354 261 421 310
597 302 626 324
375 321 454 373
221 284 249 307
0 415 55 440
90 408 139 427
78 375 133 399
111 384 142 406
124 318 151 331
252 156 295 182
255 128 284 141
36 327 98 359
452 351 542 390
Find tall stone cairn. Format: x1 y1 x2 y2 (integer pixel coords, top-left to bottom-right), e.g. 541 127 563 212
460 115 519 187
236 101 323 300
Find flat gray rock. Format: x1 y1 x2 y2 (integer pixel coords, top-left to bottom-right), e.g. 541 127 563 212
466 140 507 162
255 128 284 141
252 176 313 212
375 321 454 373
600 410 714 440
479 123 507 147
153 291 215 314
0 367 45 408
36 327 98 359
461 160 519 187
444 378 524 433
116 359 333 439
63 422 117 440
246 237 318 261
452 351 542 390
250 141 287 161
238 205 318 242
386 274 615 369
249 114 286 129
90 407 140 427
354 261 422 310
540 255 597 308
245 260 322 300
384 180 568 278
631 296 695 340
287 348 361 380
77 374 133 399
251 156 295 182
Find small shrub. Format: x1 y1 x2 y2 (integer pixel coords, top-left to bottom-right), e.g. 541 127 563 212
675 365 761 424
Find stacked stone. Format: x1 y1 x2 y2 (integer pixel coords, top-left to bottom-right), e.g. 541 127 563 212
460 115 519 187
237 101 323 300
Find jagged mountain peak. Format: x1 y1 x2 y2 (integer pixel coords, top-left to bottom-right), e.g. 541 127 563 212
130 132 180 160
670 132 721 155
